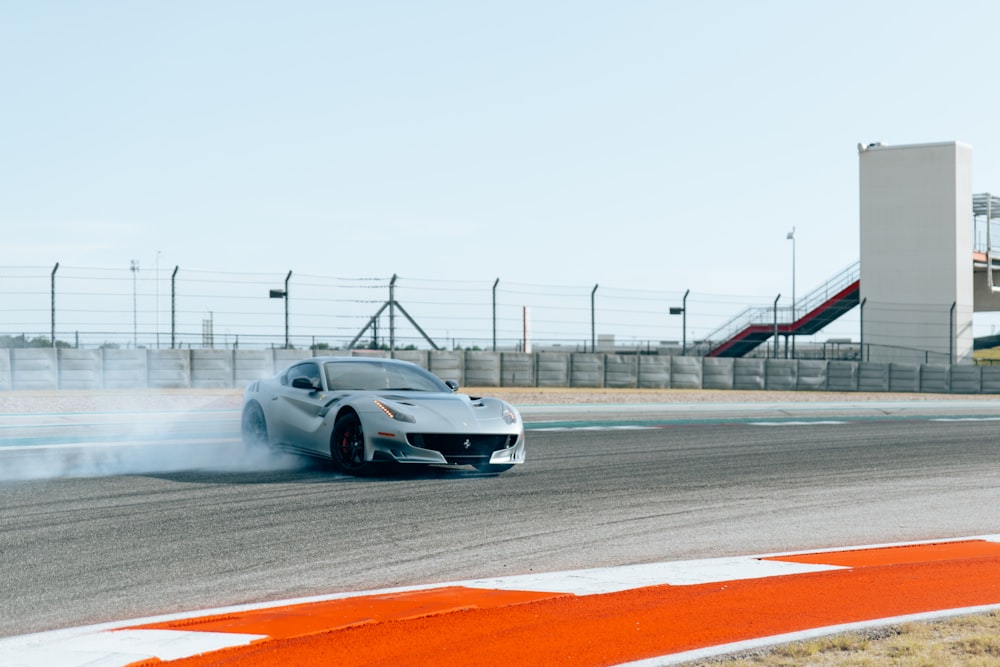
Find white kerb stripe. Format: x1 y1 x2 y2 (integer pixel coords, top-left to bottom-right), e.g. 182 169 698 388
0 629 266 667
460 557 845 595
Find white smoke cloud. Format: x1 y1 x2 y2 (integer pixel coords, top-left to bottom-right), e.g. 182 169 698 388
0 439 310 481
0 405 311 481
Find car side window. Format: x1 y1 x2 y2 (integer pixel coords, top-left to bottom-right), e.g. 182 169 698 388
286 362 322 389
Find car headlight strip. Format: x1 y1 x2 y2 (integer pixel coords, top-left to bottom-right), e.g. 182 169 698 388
373 399 416 423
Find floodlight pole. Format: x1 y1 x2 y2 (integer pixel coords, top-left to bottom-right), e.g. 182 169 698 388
591 284 598 353
681 288 689 355
389 273 397 351
283 271 292 349
669 289 690 355
268 270 293 349
171 266 178 349
130 260 139 348
787 227 796 358
50 263 59 348
156 250 162 349
492 278 499 352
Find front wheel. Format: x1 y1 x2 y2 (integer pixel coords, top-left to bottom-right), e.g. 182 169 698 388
241 402 269 448
330 413 370 474
473 463 514 474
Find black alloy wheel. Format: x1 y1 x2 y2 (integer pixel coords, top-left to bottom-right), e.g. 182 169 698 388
331 412 369 474
241 402 268 448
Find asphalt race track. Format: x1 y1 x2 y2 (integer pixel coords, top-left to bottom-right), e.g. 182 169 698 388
2 400 1000 642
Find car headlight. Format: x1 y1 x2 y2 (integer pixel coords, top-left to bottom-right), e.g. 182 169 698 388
373 399 416 423
501 403 518 425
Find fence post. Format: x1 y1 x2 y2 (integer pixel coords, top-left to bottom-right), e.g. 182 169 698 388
772 294 781 358
590 284 598 353
50 262 59 347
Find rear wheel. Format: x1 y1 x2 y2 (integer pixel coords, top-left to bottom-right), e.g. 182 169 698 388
473 463 514 474
241 402 268 448
331 413 370 474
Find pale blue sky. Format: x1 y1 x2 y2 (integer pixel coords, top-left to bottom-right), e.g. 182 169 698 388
4 1 1000 345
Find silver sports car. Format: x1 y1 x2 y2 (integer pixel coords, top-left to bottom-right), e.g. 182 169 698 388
241 356 525 474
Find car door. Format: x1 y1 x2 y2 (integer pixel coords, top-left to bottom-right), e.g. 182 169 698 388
266 361 329 455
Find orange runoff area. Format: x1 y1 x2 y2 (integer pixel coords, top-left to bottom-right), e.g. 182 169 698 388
132 540 1000 667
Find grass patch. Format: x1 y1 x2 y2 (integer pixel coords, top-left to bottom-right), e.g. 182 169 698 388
688 611 1000 666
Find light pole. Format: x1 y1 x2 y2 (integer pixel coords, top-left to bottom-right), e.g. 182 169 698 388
786 227 796 358
590 284 598 353
51 263 59 348
669 288 690 355
492 278 499 352
155 250 162 349
130 260 140 348
171 266 178 349
269 270 292 349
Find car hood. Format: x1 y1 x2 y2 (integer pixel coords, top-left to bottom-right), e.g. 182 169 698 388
374 392 511 429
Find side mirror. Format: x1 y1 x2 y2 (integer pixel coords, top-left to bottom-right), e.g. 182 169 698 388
292 376 320 391
445 380 459 393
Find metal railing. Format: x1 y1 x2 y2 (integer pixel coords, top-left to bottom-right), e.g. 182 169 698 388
700 262 861 351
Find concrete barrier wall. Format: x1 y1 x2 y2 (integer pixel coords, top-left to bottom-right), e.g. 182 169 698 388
571 353 603 388
535 353 567 387
733 358 764 390
464 351 501 387
102 349 147 389
858 362 889 392
637 356 669 388
428 350 463 384
149 349 191 388
765 359 797 391
702 357 735 390
58 349 102 390
0 350 10 391
670 356 702 389
920 364 949 393
234 350 273 386
889 362 919 392
389 349 427 369
950 365 982 393
272 349 310 374
982 365 1000 393
796 360 828 391
502 353 536 387
2 349 1000 395
605 355 637 388
827 361 858 391
191 350 233 389
12 349 58 390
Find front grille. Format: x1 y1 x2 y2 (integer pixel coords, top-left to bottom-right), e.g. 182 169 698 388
407 433 517 462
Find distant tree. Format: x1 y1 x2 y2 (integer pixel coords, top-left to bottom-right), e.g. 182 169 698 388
0 334 70 349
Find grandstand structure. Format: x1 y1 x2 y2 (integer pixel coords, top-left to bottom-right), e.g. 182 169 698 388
707 141 1000 364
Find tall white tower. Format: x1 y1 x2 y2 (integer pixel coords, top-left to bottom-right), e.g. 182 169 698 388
858 141 973 363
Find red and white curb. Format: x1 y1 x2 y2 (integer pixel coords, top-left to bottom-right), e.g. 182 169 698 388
2 534 999 667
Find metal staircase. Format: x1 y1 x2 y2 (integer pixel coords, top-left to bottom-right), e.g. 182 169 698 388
704 262 860 357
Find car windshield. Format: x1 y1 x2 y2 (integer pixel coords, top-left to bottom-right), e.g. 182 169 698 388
323 361 450 392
